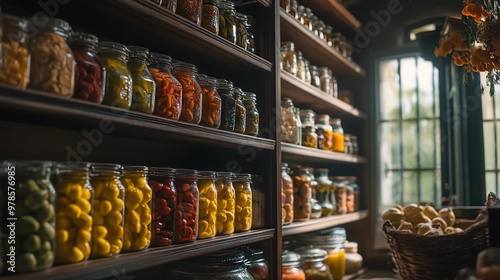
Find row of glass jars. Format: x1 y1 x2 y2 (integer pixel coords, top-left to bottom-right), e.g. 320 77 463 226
281 42 338 98
150 0 257 53
0 160 264 274
280 0 354 60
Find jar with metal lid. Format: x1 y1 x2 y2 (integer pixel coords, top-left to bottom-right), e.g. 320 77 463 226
177 0 203 25
235 13 248 49
297 5 305 24
169 249 253 279
329 69 338 98
198 74 222 128
346 182 354 213
309 65 320 88
331 177 347 215
344 242 363 275
250 174 265 229
173 169 199 243
281 42 297 76
289 0 298 18
98 42 133 109
302 126 317 148
90 163 125 258
303 59 312 85
324 25 333 46
0 14 29 88
201 0 219 34
233 173 252 232
300 109 315 128
233 87 247 134
244 248 268 279
296 51 306 82
172 61 202 124
218 79 236 131
307 168 322 219
282 250 306 280
245 15 256 54
313 20 325 41
344 134 353 154
219 0 237 44
52 162 93 264
281 163 294 225
316 114 333 151
292 167 312 221
68 32 105 103
318 67 331 95
332 33 342 52
149 52 183 120
197 171 217 239
310 228 347 280
127 46 156 114
294 107 303 145
280 0 290 12
348 177 360 212
351 135 359 155
316 168 334 217
243 92 259 136
294 247 334 280
149 167 176 247
215 172 235 235
330 118 345 153
121 166 152 251
281 98 300 144
303 8 314 30
29 17 75 97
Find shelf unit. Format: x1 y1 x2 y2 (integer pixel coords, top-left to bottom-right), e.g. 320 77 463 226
281 143 367 164
299 0 362 32
283 210 368 236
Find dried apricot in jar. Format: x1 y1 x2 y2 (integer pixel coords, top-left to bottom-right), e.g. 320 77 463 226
0 14 30 88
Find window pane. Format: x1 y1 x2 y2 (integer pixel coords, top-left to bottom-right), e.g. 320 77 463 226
485 172 496 194
380 122 401 169
379 59 400 120
402 171 418 204
419 120 436 168
436 119 442 167
483 122 495 170
434 67 439 119
402 121 418 168
380 170 402 208
481 72 495 120
418 57 434 118
401 58 417 119
420 171 436 204
435 169 441 202
496 173 500 195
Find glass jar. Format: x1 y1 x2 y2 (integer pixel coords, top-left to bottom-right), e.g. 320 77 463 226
198 74 222 128
300 109 315 128
160 0 177 12
329 69 338 98
313 20 325 41
169 249 253 279
309 65 320 88
3 161 56 273
303 59 312 85
197 171 217 239
289 0 298 18
219 0 237 44
308 168 322 219
282 251 306 280
233 173 252 232
0 14 29 88
233 87 247 134
149 52 183 120
318 67 331 95
246 15 256 54
296 51 306 82
127 46 156 114
331 177 347 215
53 162 93 264
295 107 303 146
201 0 219 34
281 163 294 225
296 5 305 24
292 167 312 221
98 42 133 109
316 114 334 151
245 248 269 280
121 166 152 251
476 248 500 280
68 32 105 104
344 242 363 275
149 167 176 247
29 17 75 97
173 169 199 243
281 98 300 144
250 174 265 229
281 42 297 76
349 177 360 212
294 247 334 280
90 163 125 258
324 25 333 46
343 134 351 154
351 135 359 155
330 118 345 153
177 0 203 25
310 16 319 33
346 182 354 213
304 8 314 30
243 92 259 136
302 126 317 148
215 172 235 235
235 13 248 49
218 79 236 131
315 169 334 217
280 0 290 12
324 240 346 280
172 61 202 124
332 33 342 52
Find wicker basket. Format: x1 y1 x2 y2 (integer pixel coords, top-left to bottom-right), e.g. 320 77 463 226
382 218 489 280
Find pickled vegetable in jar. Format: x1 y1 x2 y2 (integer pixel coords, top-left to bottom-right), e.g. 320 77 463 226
294 247 334 280
219 0 237 44
250 174 265 229
201 0 219 34
172 61 202 124
149 53 182 120
52 163 93 264
197 171 217 239
176 0 203 25
281 42 297 76
243 92 259 136
296 51 306 82
302 126 317 148
233 87 247 134
316 114 333 151
292 167 312 221
309 65 320 88
0 14 29 89
198 74 222 128
29 17 75 97
318 67 331 95
89 163 125 258
149 167 176 247
233 173 252 232
235 13 248 49
246 15 256 54
68 33 105 104
244 248 269 280
281 163 294 225
282 250 306 280
120 166 152 251
174 169 199 243
218 79 236 131
331 177 347 215
281 98 300 144
215 172 235 235
98 42 133 109
330 118 345 153
127 46 156 114
315 169 334 217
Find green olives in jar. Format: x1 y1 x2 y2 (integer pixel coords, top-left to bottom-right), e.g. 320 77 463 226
127 46 156 114
235 13 248 49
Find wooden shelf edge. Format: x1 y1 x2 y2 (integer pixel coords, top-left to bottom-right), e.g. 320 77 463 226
282 210 369 236
328 0 362 30
281 143 367 164
236 0 271 8
342 267 368 280
3 229 275 280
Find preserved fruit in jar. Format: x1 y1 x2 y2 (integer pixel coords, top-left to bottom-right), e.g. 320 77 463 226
233 173 252 232
219 0 237 44
282 251 306 280
201 0 219 34
127 46 156 114
0 14 29 88
176 0 203 25
198 74 222 128
29 17 75 97
281 163 294 225
172 61 202 124
121 166 152 251
281 42 297 76
302 126 317 148
149 167 176 247
281 98 300 144
292 167 312 221
294 247 333 280
215 172 235 235
233 87 247 134
174 169 199 243
330 118 345 153
197 171 217 239
245 248 269 279
243 92 259 136
90 164 125 258
149 53 182 120
218 79 236 131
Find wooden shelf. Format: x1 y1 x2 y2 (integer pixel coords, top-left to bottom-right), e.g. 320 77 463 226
280 10 365 78
2 229 275 280
300 0 362 31
343 268 368 280
282 210 368 236
281 143 367 164
281 71 366 119
236 0 271 8
0 86 275 151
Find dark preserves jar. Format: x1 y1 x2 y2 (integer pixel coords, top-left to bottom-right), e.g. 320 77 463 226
233 87 247 134
174 169 199 243
0 14 29 88
245 248 269 280
201 0 219 34
127 46 156 114
29 17 75 97
233 173 252 232
235 13 248 49
197 171 217 239
149 167 176 247
246 15 256 54
243 92 259 136
219 0 237 44
98 42 133 109
68 32 105 103
218 79 236 131
149 53 182 120
177 0 203 25
172 61 202 124
198 74 222 128
215 172 235 235
250 174 265 229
